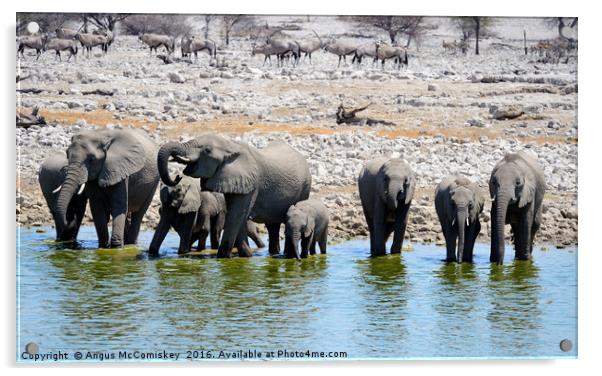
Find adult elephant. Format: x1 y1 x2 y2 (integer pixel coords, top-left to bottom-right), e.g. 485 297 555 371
358 157 416 257
55 128 159 248
489 151 546 264
434 176 484 263
38 153 87 241
157 134 311 258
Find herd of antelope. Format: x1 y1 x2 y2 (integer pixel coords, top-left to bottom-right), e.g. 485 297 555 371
17 25 574 68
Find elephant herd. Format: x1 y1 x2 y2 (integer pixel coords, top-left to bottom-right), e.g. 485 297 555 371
38 128 545 265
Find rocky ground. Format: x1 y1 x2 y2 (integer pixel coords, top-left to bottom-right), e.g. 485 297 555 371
16 17 578 248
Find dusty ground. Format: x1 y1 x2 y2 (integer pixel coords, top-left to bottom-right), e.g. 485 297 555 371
16 16 578 249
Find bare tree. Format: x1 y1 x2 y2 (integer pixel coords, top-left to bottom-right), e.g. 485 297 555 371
17 12 79 35
83 13 129 32
350 16 425 45
545 17 578 42
203 15 216 39
455 17 494 55
122 14 192 37
219 15 257 45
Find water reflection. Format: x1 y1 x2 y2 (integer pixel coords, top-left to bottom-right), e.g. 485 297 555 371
354 254 409 356
432 262 482 356
486 261 542 356
43 247 147 349
18 228 576 360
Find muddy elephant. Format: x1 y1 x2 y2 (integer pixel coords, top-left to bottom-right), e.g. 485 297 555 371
157 134 311 258
284 198 329 259
358 158 415 256
38 153 88 241
489 151 546 264
55 129 159 248
149 177 266 255
435 176 484 263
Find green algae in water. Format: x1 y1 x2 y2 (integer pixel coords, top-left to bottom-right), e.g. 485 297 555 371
17 226 577 361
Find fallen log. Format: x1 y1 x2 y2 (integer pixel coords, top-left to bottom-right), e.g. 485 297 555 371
82 89 114 96
16 107 46 128
335 103 395 126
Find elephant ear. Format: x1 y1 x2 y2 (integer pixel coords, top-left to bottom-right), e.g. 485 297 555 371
304 215 315 238
405 175 416 205
179 182 202 214
204 141 258 194
159 185 171 210
518 174 536 208
98 131 146 187
472 189 485 219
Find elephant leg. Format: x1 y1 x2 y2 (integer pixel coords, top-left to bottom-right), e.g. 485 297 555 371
126 193 154 245
177 212 198 254
208 216 220 250
515 206 534 260
463 221 480 263
197 229 209 251
300 236 310 258
266 223 282 255
89 197 110 248
149 216 171 256
391 205 410 254
530 209 542 255
443 223 457 262
309 236 317 255
318 231 327 254
443 224 458 262
371 200 387 257
234 224 253 257
218 192 255 258
247 223 265 248
108 180 128 248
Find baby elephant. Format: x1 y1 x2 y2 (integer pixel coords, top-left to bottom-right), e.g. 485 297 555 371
358 158 415 256
435 176 484 263
149 177 264 255
284 199 329 259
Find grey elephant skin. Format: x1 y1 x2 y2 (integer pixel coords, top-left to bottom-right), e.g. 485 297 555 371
489 151 546 264
38 153 87 241
284 198 329 259
149 177 265 255
358 158 415 256
55 128 159 248
435 176 484 263
157 134 311 258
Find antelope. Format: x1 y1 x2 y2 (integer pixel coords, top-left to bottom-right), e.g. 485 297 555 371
297 30 324 64
55 27 78 40
181 35 217 63
17 34 49 60
324 39 358 67
352 41 379 66
76 33 108 58
375 41 408 70
138 33 174 55
44 38 79 62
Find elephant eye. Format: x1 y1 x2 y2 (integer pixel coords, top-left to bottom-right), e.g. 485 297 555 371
515 178 522 186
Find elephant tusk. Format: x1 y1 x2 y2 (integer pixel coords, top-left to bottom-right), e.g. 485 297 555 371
174 155 191 163
451 218 455 226
491 194 496 202
52 185 62 194
77 183 86 195
466 217 469 227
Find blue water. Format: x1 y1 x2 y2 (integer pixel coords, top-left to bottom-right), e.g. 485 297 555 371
17 226 577 361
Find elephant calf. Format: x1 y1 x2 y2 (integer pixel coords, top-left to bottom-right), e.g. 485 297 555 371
489 151 546 264
149 177 265 255
38 153 87 241
284 199 329 259
435 176 484 263
358 158 415 256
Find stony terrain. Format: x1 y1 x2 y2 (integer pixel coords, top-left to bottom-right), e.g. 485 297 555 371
16 17 578 249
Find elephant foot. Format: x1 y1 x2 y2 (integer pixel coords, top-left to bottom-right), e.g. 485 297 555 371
217 248 233 258
110 240 124 248
445 257 457 263
390 248 401 254
237 245 253 258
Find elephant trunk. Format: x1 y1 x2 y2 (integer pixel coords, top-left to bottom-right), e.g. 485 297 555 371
286 227 301 260
55 164 87 231
157 142 189 186
456 208 468 263
491 194 510 265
